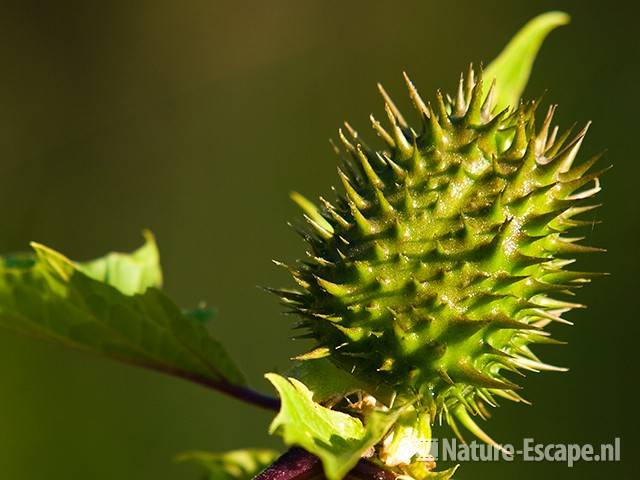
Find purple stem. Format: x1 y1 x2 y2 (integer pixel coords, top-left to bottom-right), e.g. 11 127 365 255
256 448 398 480
256 448 323 480
165 368 281 411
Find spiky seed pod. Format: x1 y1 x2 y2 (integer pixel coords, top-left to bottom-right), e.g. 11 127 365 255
276 67 605 439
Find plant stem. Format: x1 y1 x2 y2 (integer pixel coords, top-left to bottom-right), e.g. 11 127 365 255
256 448 323 480
256 448 398 480
177 371 280 411
206 378 281 411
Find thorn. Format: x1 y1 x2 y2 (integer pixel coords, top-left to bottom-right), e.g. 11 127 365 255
264 287 305 307
546 122 577 157
369 114 395 148
435 90 453 128
402 71 430 119
338 128 356 153
344 121 372 155
347 200 377 235
384 103 413 157
465 63 476 105
328 138 341 155
356 145 385 189
445 407 467 444
290 191 334 234
530 308 574 326
546 125 559 152
287 221 314 244
454 405 511 455
303 214 333 240
292 346 331 361
545 122 591 176
476 389 499 408
437 367 454 385
271 259 293 270
343 121 358 141
377 82 408 128
319 196 350 229
455 72 466 117
375 187 395 216
561 204 602 224
510 357 568 372
426 102 447 147
337 167 369 210
564 177 601 201
380 152 406 180
536 104 557 155
480 78 497 121
559 150 606 182
403 183 415 216
456 363 522 389
314 275 355 297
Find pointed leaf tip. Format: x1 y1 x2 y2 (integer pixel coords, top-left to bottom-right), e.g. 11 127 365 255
77 231 163 295
485 11 570 111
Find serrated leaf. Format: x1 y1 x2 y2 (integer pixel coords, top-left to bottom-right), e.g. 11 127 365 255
78 230 162 295
485 11 570 110
177 449 279 480
266 373 404 480
0 240 245 387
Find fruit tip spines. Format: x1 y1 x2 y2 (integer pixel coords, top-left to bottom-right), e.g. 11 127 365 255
377 82 408 128
402 71 430 120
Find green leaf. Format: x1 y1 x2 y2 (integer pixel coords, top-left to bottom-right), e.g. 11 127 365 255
288 358 394 405
266 373 404 480
177 449 279 480
0 241 245 387
485 11 570 110
78 230 162 295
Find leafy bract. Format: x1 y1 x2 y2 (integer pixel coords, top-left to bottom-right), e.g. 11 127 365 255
288 358 394 405
266 373 404 480
78 229 162 295
177 449 279 480
485 11 570 110
0 238 245 387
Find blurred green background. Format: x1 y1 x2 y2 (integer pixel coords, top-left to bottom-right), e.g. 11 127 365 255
0 0 636 478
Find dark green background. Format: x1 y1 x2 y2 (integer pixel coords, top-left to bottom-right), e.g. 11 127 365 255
0 1 636 478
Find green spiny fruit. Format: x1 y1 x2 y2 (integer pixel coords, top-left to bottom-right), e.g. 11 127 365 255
274 66 605 445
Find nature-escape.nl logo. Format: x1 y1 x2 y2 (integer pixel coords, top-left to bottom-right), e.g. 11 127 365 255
416 438 621 467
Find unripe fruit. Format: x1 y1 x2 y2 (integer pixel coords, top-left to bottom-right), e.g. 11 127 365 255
274 67 605 442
